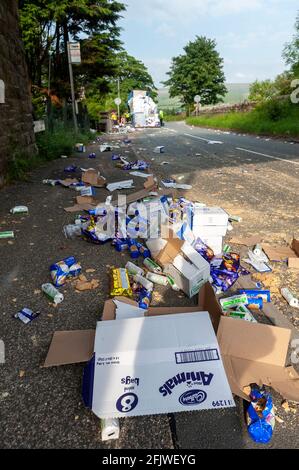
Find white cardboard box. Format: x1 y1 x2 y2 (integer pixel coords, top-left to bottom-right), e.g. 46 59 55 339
86 312 235 419
192 225 228 238
193 207 229 227
170 244 211 298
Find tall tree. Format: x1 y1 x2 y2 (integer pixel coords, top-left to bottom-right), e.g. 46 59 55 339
85 51 157 119
164 36 227 113
19 0 125 96
283 12 299 75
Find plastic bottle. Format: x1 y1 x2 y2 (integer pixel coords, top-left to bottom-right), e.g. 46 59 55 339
63 225 82 240
137 242 151 259
42 284 64 304
281 288 299 309
138 289 152 310
143 258 162 274
126 262 144 277
101 419 120 442
128 240 140 259
146 272 168 286
134 275 154 292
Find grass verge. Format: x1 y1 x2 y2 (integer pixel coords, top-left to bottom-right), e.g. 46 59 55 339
186 100 299 138
7 125 93 182
164 114 186 122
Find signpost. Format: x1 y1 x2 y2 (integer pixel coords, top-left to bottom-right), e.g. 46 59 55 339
194 95 201 116
114 97 122 122
67 42 81 133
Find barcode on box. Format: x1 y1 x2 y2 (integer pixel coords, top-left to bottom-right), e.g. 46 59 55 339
175 349 220 364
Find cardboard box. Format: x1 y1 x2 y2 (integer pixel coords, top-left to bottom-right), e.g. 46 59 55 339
217 317 299 402
82 170 106 188
200 236 223 256
192 225 228 237
44 283 299 404
83 312 235 419
193 207 229 227
156 240 210 297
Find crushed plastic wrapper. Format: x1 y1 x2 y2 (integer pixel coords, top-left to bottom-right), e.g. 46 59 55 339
246 388 275 444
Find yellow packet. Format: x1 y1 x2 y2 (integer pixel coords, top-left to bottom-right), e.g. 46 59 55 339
111 268 133 298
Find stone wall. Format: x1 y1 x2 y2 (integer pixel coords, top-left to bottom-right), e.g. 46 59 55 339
0 0 36 185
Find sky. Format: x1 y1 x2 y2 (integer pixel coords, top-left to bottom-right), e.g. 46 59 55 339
119 0 298 87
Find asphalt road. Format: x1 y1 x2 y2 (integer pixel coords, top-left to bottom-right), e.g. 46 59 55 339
0 123 298 449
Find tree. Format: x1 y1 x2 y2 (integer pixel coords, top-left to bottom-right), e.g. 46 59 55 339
249 73 294 103
19 0 125 97
248 79 277 103
85 51 157 119
283 12 299 75
164 36 227 112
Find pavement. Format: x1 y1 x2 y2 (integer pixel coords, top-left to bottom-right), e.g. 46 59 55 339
0 122 298 449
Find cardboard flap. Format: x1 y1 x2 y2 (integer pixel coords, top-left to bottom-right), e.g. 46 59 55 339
198 282 222 333
222 357 299 403
291 239 299 257
156 238 184 267
60 178 79 187
44 330 95 367
146 306 199 317
64 203 97 213
217 317 291 367
262 244 295 262
76 196 96 205
102 297 138 321
82 170 106 188
144 176 156 190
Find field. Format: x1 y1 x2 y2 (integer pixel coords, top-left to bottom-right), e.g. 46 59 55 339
158 84 250 110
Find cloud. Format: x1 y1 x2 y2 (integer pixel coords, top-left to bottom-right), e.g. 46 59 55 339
124 0 263 24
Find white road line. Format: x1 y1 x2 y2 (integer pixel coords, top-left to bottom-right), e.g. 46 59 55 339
184 133 223 144
184 133 211 143
166 128 178 133
236 147 299 166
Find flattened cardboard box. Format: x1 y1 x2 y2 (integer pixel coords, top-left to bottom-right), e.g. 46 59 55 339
83 312 235 419
217 317 299 402
44 283 299 403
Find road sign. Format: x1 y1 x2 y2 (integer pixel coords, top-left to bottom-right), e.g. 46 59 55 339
114 97 122 106
69 42 81 65
194 95 201 103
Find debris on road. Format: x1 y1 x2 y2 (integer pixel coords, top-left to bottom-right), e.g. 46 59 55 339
10 206 29 215
14 308 40 324
246 388 275 444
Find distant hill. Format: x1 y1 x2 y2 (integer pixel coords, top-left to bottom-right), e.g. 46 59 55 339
158 84 250 109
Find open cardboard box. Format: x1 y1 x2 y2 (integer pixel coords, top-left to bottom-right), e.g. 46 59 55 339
82 170 106 188
44 283 299 403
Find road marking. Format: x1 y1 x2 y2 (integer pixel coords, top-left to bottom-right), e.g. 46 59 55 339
184 133 223 144
236 147 299 166
166 128 178 133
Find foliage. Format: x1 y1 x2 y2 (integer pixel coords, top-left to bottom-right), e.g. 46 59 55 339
164 36 227 111
19 0 126 97
249 73 294 103
186 99 299 137
283 11 299 75
85 51 157 118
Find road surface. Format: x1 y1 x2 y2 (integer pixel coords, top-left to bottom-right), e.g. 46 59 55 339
0 122 298 449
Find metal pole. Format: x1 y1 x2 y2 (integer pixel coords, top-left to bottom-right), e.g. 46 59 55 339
67 42 78 133
48 52 51 97
117 77 120 122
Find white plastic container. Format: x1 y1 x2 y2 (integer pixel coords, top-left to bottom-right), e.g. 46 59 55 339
101 418 120 442
281 288 299 309
134 275 154 292
42 284 64 305
125 262 144 277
